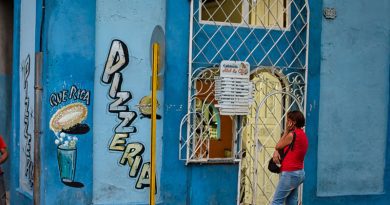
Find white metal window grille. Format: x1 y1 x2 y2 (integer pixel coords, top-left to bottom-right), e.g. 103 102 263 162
180 68 239 163
180 0 309 163
200 0 290 28
181 1 309 202
181 1 309 203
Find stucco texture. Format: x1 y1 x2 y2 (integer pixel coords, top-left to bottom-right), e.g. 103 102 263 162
317 0 390 196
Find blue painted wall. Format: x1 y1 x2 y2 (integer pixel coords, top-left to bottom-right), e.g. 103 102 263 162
318 0 389 195
6 0 389 205
39 0 95 204
160 0 191 203
9 0 34 204
304 0 390 204
162 1 239 204
18 0 37 196
93 0 165 204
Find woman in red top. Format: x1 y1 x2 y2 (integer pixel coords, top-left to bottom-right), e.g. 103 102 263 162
271 111 308 205
0 135 8 205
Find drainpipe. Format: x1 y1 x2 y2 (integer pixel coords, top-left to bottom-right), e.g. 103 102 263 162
34 0 45 204
33 52 42 205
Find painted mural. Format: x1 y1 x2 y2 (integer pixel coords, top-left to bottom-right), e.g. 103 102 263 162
20 55 34 192
49 87 91 188
18 0 36 195
50 85 91 107
101 39 154 190
93 1 165 203
93 35 164 203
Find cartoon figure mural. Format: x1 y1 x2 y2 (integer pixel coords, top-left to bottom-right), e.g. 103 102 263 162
138 95 161 120
49 102 90 187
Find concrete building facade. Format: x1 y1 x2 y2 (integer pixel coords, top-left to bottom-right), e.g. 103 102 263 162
0 0 388 204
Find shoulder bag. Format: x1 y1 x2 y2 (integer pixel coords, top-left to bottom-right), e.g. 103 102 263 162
268 131 296 173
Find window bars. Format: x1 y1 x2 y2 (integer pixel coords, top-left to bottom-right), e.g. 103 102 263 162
238 71 304 204
180 1 309 204
180 0 309 165
192 0 309 68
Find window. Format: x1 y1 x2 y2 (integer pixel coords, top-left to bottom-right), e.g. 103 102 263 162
193 69 235 160
200 0 289 28
179 68 236 162
179 67 302 164
185 0 309 164
201 0 243 24
196 100 221 140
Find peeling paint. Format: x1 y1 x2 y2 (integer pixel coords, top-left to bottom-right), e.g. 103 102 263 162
165 104 184 112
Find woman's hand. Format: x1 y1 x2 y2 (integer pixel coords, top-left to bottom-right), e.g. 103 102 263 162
284 119 295 134
272 150 281 164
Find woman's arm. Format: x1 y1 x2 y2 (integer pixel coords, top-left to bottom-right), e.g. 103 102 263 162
273 131 294 163
275 131 294 150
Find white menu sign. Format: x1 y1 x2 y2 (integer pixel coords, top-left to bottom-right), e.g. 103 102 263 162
215 61 253 115
220 60 250 78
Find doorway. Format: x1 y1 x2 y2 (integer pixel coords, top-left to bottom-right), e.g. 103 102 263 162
238 68 303 205
0 0 14 203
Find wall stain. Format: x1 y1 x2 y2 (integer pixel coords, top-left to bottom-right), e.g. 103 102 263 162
166 104 184 112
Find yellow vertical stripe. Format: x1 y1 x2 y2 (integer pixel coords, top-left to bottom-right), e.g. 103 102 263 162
150 43 159 205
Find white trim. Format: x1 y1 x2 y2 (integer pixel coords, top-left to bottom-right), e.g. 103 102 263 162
185 0 195 165
198 20 291 31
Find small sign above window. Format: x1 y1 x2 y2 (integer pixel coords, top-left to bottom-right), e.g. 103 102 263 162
219 60 250 78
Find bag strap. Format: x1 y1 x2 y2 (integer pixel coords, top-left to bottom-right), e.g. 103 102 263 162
289 131 297 151
282 131 296 157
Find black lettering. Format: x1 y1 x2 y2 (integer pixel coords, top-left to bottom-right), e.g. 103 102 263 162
102 40 129 84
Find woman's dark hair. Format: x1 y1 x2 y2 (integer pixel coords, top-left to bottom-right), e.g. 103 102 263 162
287 110 305 128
